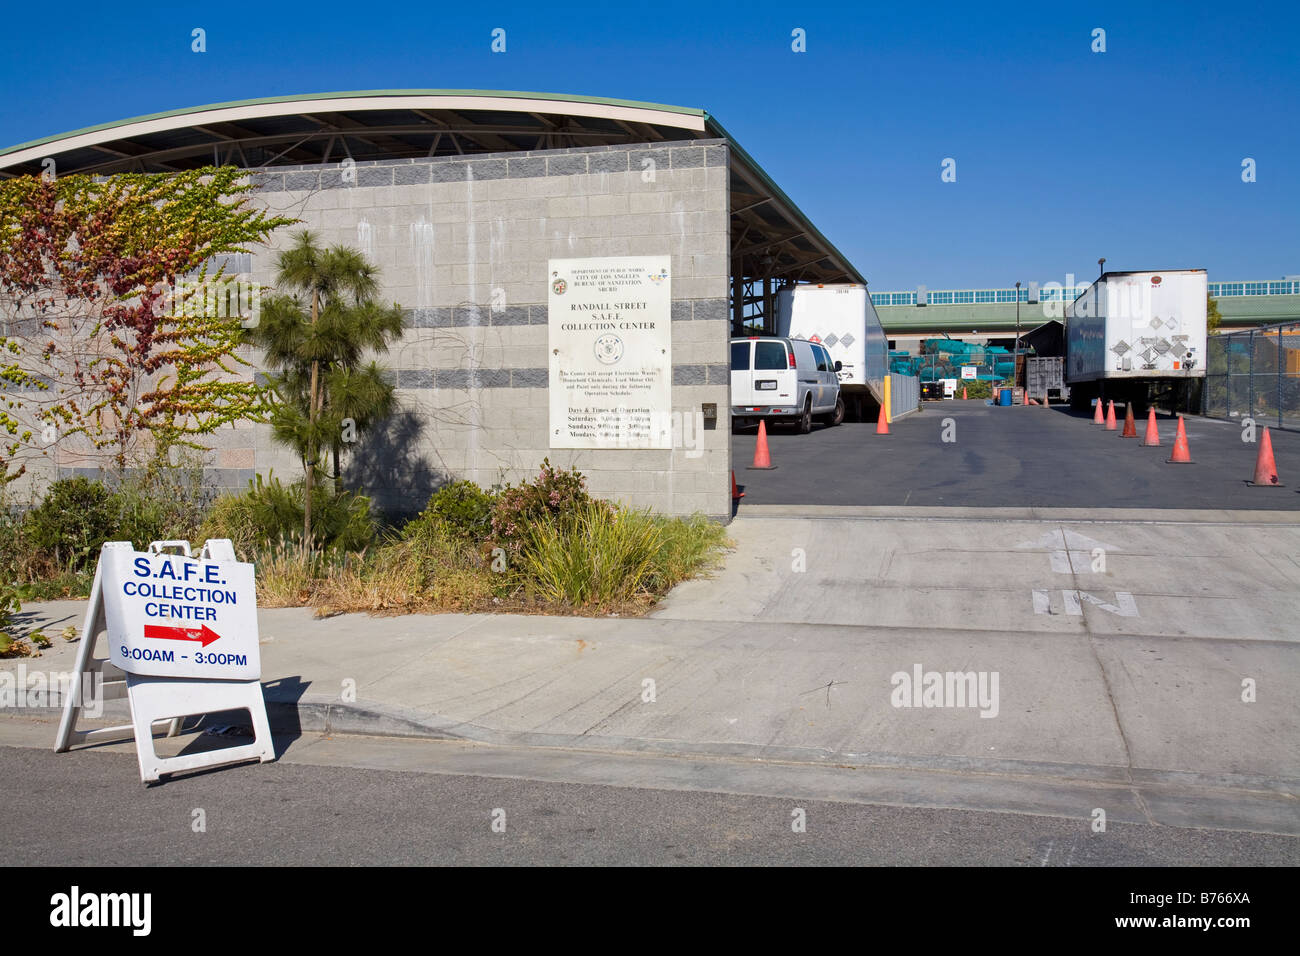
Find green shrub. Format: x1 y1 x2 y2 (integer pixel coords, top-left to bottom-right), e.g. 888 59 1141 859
416 480 495 540
198 473 375 554
490 459 608 551
196 492 262 555
22 477 118 574
0 582 20 643
4 463 215 582
111 461 216 550
15 572 94 601
0 501 23 583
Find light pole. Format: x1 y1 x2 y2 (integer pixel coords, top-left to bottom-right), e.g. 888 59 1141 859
1014 280 1021 390
1098 257 1106 279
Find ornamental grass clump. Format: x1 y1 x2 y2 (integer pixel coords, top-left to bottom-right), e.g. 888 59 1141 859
518 502 662 611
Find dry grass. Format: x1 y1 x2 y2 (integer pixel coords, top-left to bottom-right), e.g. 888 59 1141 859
249 506 731 619
253 538 358 608
309 525 500 617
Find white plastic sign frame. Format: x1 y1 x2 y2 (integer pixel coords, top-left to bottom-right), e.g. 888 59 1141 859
55 540 275 783
103 545 260 681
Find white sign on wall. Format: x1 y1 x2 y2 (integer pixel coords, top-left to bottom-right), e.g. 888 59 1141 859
102 548 260 681
961 365 977 379
548 256 672 449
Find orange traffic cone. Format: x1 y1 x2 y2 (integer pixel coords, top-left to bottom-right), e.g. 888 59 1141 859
1119 404 1137 438
731 470 745 500
1141 407 1161 446
748 420 776 469
962 386 968 400
1248 427 1283 486
1105 400 1117 430
1166 415 1192 463
1093 398 1104 424
876 403 890 435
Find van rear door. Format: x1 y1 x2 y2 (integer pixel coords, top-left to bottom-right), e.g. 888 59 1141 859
752 339 796 407
730 340 755 405
731 338 797 410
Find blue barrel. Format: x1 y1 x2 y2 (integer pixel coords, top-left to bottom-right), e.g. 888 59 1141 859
998 388 1012 406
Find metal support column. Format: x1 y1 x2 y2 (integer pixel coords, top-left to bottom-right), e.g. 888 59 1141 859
732 270 744 337
763 276 773 334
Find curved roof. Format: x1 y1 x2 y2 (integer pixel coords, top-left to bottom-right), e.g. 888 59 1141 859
0 89 863 287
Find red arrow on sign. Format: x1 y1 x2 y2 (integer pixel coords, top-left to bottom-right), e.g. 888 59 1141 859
144 624 222 648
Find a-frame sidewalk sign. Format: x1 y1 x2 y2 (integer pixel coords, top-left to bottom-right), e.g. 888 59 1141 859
55 538 275 783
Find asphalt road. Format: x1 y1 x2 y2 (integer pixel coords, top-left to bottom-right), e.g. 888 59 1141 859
732 403 1300 509
2 737 1296 866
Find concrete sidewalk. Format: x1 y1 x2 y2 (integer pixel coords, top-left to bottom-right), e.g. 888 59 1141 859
5 507 1299 832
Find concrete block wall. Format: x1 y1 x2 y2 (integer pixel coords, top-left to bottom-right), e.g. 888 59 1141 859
0 378 261 502
241 139 733 521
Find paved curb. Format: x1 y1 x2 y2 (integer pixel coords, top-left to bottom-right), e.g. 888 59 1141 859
9 696 1299 801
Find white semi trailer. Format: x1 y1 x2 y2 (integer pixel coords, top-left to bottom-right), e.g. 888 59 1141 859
774 283 889 421
1064 269 1207 412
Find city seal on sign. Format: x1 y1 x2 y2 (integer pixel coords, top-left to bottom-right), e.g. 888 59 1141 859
552 274 567 295
594 333 624 365
648 268 669 285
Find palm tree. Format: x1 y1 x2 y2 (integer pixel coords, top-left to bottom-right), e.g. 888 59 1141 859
247 231 404 542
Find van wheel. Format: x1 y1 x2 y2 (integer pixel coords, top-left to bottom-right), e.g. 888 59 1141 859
797 397 813 434
830 396 845 426
818 396 845 427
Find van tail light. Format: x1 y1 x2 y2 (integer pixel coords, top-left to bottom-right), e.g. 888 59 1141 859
787 350 796 368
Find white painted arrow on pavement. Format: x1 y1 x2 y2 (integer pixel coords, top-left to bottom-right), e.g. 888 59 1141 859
1032 589 1139 617
1016 528 1120 574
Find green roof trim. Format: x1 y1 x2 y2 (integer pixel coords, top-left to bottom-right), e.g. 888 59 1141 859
0 89 707 158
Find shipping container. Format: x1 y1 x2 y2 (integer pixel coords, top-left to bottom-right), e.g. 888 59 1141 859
774 283 888 420
1064 269 1207 411
1026 356 1069 403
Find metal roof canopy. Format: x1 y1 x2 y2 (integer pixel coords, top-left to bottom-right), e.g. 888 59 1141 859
0 90 864 295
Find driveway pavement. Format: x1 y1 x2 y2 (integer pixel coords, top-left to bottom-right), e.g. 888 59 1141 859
732 403 1300 509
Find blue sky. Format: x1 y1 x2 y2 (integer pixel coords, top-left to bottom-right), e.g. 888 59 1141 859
1 0 1295 289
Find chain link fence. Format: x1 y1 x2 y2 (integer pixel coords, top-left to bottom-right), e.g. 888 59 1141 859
1203 322 1300 429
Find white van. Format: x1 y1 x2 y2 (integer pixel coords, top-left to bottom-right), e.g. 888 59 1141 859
730 336 843 433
